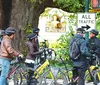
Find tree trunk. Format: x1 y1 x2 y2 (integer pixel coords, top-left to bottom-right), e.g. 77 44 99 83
0 0 54 51
0 0 5 29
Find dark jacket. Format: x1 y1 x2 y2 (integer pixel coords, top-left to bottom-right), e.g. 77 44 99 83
71 34 92 68
25 41 43 60
88 36 100 56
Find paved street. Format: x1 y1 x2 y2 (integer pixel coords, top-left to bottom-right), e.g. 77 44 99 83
8 80 100 85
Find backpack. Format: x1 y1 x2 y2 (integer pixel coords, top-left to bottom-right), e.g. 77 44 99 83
69 38 81 60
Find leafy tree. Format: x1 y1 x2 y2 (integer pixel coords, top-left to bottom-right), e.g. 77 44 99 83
55 0 85 12
0 0 92 51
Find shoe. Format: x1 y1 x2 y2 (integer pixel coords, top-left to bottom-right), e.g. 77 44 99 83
31 78 38 83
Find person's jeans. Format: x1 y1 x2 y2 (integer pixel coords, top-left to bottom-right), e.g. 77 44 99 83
0 58 11 85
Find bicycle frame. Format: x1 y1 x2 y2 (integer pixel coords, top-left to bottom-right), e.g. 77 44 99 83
34 59 54 79
7 64 20 78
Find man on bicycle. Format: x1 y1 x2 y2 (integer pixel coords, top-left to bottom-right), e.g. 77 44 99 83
69 28 94 85
88 29 100 66
0 27 23 85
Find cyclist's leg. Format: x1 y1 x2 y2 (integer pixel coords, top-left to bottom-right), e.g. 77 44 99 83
72 67 78 80
78 67 87 85
26 63 35 85
0 58 11 85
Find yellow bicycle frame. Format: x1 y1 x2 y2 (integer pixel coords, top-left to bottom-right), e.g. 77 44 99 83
90 65 100 80
34 59 54 79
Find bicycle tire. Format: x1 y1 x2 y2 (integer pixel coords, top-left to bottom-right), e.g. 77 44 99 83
39 67 69 85
19 63 41 85
14 69 22 85
50 69 69 85
18 63 31 85
85 69 97 85
38 69 50 85
7 69 22 85
93 69 100 85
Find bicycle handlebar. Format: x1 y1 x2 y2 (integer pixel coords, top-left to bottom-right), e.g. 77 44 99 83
11 57 25 65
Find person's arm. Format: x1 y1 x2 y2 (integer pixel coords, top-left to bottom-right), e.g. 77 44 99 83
32 50 44 55
27 42 43 56
95 38 100 54
80 40 93 57
4 40 20 56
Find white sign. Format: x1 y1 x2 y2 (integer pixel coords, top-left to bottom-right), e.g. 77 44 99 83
77 13 96 30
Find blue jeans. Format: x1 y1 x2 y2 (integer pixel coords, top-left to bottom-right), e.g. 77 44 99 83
0 58 11 85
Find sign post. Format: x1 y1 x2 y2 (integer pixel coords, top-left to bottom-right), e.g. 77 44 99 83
77 13 96 41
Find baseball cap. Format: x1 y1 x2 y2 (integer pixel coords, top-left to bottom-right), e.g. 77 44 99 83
33 28 40 33
90 29 99 36
27 33 37 39
5 27 16 35
76 28 85 33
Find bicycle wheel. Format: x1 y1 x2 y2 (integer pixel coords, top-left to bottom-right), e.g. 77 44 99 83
39 67 69 85
85 69 97 85
14 63 27 85
7 69 22 85
52 69 69 85
38 69 51 85
18 64 30 85
13 69 22 85
20 64 41 85
93 69 100 85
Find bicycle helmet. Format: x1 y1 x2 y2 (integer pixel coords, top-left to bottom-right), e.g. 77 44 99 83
0 30 5 35
5 27 16 35
90 29 99 36
27 33 37 40
33 28 40 33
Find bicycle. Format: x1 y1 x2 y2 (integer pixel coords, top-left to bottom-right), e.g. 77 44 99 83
55 56 100 85
15 39 68 85
16 46 57 85
85 54 100 85
2 57 25 85
38 54 72 85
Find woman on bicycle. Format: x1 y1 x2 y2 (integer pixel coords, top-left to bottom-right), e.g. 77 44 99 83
25 33 43 85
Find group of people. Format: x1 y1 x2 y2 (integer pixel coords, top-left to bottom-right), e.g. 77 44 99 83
0 26 99 85
69 28 100 85
0 27 42 85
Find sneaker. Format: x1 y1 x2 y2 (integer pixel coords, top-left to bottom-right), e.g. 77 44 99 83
31 78 38 83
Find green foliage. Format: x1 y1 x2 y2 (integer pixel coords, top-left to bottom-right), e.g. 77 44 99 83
96 13 100 39
56 31 73 62
55 0 85 12
50 14 76 66
26 0 36 3
26 0 46 4
24 24 33 36
96 13 100 30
